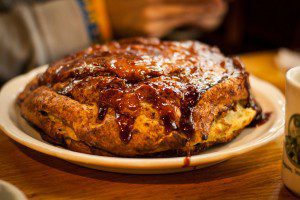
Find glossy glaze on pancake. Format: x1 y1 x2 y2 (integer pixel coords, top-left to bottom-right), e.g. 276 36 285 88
17 37 261 157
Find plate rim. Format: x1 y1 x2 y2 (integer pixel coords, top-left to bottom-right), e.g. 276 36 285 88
0 66 285 170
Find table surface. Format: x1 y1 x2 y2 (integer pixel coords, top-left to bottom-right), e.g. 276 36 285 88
0 51 298 200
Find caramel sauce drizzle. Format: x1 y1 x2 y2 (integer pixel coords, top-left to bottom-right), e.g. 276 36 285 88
38 38 254 143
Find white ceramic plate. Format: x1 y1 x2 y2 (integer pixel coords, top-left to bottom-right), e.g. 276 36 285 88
0 66 285 174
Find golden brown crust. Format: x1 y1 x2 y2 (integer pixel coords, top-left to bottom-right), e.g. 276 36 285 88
17 37 256 157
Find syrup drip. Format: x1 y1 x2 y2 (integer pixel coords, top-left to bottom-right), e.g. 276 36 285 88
179 86 200 137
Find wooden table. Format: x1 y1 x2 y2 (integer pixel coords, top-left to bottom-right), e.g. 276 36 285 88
0 52 297 200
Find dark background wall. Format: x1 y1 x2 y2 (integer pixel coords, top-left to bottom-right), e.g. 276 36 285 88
198 0 300 54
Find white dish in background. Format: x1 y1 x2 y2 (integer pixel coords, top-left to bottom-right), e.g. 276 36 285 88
0 181 27 200
0 66 285 174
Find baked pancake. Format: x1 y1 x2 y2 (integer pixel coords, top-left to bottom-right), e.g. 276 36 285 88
17 37 263 157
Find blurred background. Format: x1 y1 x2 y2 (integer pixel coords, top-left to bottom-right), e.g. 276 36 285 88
0 0 299 85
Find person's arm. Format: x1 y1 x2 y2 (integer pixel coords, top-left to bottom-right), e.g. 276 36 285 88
0 0 111 82
106 0 227 37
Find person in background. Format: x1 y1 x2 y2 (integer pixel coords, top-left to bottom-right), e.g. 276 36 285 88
0 0 227 83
